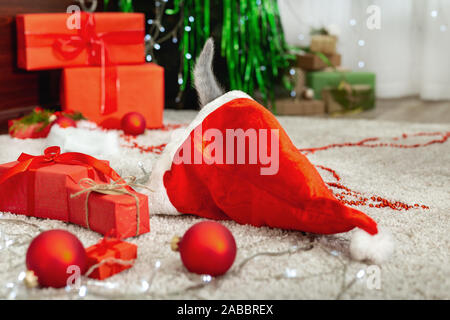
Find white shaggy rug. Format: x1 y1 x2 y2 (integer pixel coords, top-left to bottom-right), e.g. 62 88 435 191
0 110 449 300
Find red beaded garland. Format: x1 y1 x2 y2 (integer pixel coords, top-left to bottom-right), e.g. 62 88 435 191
304 132 447 211
122 134 167 154
122 129 446 211
121 123 185 154
299 131 449 155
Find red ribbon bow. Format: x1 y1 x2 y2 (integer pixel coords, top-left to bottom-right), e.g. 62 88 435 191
95 229 123 255
0 146 127 216
53 13 118 115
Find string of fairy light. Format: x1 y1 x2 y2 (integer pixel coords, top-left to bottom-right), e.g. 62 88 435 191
282 0 448 76
0 214 370 300
351 0 367 70
346 2 449 69
430 3 449 32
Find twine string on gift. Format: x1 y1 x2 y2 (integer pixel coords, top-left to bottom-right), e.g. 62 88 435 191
70 177 153 236
84 257 135 278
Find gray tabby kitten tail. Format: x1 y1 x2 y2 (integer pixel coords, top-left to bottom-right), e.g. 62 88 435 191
193 38 224 108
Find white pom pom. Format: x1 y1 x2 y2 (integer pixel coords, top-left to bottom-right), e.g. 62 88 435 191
350 228 395 264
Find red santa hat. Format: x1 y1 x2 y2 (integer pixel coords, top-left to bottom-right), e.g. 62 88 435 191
146 90 393 264
145 39 393 264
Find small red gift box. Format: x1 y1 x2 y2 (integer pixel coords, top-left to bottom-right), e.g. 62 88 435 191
85 238 137 280
16 12 145 70
61 63 164 129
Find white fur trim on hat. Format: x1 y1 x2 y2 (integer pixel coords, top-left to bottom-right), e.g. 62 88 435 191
350 228 395 264
146 90 253 215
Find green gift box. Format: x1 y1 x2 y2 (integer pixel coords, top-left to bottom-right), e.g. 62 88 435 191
306 71 376 100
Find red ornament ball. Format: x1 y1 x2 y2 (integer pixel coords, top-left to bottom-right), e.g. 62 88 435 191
121 112 146 135
26 230 87 288
176 221 237 276
54 116 77 128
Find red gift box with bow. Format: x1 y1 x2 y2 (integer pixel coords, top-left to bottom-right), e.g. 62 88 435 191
16 12 147 119
85 237 137 280
16 12 145 70
0 147 150 238
0 146 111 220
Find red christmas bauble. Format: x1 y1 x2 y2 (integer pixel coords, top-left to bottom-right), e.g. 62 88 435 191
176 221 237 276
121 112 146 135
54 116 77 128
26 230 87 288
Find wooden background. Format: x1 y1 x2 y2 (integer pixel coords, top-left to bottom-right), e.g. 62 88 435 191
0 0 96 133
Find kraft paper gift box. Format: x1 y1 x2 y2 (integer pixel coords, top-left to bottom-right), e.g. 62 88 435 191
61 63 164 129
16 12 145 70
322 84 375 114
85 238 137 280
310 35 337 55
275 99 325 116
297 53 341 71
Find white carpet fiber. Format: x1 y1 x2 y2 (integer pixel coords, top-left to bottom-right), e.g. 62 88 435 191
0 110 449 299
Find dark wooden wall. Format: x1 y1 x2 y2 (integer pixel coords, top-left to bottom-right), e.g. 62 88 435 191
0 0 92 133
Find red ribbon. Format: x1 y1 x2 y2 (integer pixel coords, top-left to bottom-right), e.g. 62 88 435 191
95 229 123 255
0 146 128 216
24 13 144 115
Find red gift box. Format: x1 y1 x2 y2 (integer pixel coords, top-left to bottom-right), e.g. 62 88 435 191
61 63 164 129
85 238 137 280
16 12 145 70
68 179 150 239
0 147 150 238
0 148 109 220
